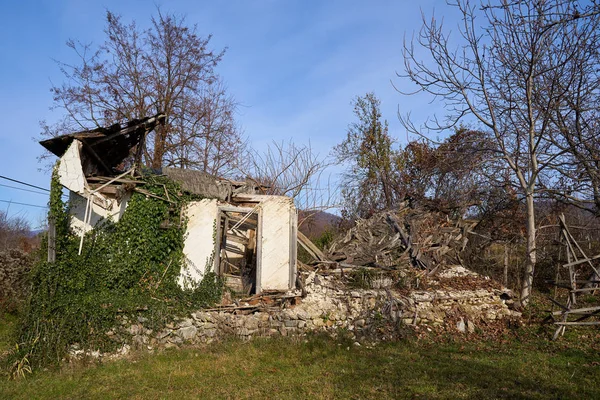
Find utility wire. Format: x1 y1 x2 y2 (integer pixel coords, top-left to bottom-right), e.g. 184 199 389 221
0 175 50 192
0 183 49 195
0 199 47 209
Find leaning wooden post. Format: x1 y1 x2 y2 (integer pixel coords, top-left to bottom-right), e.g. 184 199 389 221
48 217 56 263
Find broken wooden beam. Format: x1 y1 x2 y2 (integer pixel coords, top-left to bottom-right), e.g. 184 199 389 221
297 231 326 262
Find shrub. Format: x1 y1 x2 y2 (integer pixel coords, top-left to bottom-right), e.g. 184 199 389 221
0 249 33 314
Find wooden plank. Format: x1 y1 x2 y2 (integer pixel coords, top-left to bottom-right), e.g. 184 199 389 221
224 245 246 256
562 254 600 268
570 287 600 293
134 187 175 204
87 176 142 185
226 232 249 245
552 306 600 315
89 184 119 195
297 231 326 262
547 296 569 311
224 212 258 226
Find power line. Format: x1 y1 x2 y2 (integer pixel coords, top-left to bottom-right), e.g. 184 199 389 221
0 199 47 209
0 183 49 196
0 175 50 192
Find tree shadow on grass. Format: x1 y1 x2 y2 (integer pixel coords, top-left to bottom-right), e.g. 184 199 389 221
328 343 598 399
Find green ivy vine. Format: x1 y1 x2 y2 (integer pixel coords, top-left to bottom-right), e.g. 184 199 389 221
9 166 223 372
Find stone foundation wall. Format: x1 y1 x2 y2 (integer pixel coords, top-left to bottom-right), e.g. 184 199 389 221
109 268 520 353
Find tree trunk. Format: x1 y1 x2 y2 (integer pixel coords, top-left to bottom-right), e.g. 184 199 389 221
503 244 508 287
152 125 166 169
520 193 537 307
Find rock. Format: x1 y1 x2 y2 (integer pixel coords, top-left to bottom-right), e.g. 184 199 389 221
237 328 251 336
178 326 198 341
457 318 466 333
132 335 148 347
284 319 298 328
157 329 171 339
191 311 210 322
466 320 475 333
205 329 217 338
245 317 259 330
128 324 143 336
179 318 194 328
169 335 183 344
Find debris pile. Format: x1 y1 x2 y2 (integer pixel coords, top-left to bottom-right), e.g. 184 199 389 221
326 201 476 273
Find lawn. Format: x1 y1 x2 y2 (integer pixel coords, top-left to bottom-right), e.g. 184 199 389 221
1 330 598 399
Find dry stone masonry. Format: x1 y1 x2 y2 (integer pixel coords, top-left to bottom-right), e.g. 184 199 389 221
83 266 520 358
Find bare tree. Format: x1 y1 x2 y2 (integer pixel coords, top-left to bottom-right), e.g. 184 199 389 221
540 11 600 214
41 9 244 175
401 0 600 306
0 210 31 252
240 140 335 217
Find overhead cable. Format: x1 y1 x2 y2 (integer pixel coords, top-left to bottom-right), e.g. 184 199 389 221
0 183 49 195
0 199 47 209
0 175 50 192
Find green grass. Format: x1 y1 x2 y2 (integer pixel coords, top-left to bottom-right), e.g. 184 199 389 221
0 332 598 399
0 312 18 354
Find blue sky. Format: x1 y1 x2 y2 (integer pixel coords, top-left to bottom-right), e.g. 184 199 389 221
0 0 452 226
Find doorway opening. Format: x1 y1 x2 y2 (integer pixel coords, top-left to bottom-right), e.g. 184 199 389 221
215 207 260 295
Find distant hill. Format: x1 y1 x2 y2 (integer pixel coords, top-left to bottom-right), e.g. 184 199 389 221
27 229 45 238
298 210 341 239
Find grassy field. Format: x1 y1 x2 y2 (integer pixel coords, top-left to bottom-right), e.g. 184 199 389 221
0 313 17 355
1 327 599 400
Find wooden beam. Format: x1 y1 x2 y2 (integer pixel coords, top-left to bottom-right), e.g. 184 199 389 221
226 232 249 245
297 231 326 262
554 321 600 326
562 253 600 268
80 139 113 175
552 306 600 315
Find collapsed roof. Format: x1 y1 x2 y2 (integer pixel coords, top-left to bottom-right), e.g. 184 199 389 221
40 114 166 176
39 114 271 204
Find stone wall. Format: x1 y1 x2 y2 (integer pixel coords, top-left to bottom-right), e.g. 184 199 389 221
105 267 520 354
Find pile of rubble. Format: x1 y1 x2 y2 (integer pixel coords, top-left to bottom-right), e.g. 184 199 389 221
326 201 476 273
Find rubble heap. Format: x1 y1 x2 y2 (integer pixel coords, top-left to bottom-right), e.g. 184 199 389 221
327 200 476 272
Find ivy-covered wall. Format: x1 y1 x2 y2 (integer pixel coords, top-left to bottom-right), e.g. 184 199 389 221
9 166 223 372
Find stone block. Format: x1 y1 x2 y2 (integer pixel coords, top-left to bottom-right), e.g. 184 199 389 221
178 326 198 341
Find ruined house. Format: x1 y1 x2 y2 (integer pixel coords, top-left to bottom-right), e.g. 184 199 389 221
39 114 297 294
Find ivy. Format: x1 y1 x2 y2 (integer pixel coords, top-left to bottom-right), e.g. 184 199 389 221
8 167 223 372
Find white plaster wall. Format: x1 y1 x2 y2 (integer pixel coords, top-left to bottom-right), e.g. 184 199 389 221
259 196 296 291
179 199 219 289
58 141 86 195
69 191 131 235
